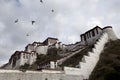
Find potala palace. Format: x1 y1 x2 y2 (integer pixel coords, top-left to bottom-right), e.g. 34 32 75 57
0 26 118 80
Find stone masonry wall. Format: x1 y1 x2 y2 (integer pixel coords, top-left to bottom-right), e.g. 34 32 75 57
64 33 109 80
0 70 83 80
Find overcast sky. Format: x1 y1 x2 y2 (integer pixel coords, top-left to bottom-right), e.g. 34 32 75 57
0 0 120 66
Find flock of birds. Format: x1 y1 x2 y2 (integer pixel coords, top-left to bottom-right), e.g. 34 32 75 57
14 0 55 36
14 19 36 25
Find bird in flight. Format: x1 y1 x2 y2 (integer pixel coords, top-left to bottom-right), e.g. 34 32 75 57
31 21 35 25
51 9 54 12
40 0 43 3
14 19 18 23
26 34 29 36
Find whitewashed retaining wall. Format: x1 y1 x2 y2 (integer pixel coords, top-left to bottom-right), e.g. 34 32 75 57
64 33 109 80
0 69 83 80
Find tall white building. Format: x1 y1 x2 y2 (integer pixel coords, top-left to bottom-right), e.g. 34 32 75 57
4 51 37 69
25 42 48 55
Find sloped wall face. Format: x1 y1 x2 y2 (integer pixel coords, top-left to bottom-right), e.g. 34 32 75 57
0 70 83 80
64 33 109 80
3 64 12 69
79 33 109 79
26 45 34 52
14 59 21 69
35 46 48 55
103 28 117 40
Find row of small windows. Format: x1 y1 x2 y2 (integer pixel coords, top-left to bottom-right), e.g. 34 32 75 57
86 28 99 39
81 28 100 41
23 54 29 59
23 53 36 59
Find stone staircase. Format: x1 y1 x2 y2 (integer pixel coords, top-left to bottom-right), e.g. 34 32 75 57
64 33 109 80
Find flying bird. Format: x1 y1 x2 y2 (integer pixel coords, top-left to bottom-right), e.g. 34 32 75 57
31 21 35 25
26 33 30 36
14 19 18 23
51 9 54 12
26 34 29 36
40 0 43 3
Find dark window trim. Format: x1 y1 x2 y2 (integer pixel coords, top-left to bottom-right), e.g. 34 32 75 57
92 30 95 37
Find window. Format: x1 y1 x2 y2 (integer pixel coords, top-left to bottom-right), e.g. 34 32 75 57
81 35 84 41
45 78 48 80
81 36 83 41
26 55 28 59
96 28 98 34
92 30 95 37
23 54 25 59
89 32 91 38
84 35 86 41
87 33 89 38
85 35 87 39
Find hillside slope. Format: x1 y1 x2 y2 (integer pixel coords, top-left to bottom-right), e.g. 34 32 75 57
89 39 120 80
18 44 93 70
60 45 93 67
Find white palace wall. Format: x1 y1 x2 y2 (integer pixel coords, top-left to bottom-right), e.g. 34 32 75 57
64 33 109 80
103 27 117 40
0 69 83 80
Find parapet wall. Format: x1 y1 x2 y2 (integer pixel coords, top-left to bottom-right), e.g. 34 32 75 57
0 69 83 80
64 33 109 80
103 27 117 40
